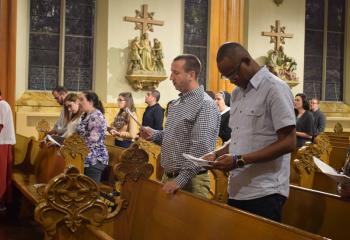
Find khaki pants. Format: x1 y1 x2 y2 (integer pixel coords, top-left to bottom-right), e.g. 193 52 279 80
162 173 210 199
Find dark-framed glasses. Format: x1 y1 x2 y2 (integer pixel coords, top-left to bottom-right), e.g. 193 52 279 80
221 60 242 80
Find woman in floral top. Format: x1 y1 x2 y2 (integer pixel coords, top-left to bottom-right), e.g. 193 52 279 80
76 91 109 183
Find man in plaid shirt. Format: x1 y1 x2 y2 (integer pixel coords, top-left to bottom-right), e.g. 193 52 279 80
141 54 220 198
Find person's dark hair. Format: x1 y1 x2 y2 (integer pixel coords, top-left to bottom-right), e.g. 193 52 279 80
52 86 68 94
216 42 251 63
82 91 105 114
296 93 310 111
119 92 136 112
311 97 320 104
173 54 201 78
205 91 215 100
150 90 161 102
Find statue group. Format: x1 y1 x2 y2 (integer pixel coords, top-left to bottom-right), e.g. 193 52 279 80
266 45 298 83
128 33 165 74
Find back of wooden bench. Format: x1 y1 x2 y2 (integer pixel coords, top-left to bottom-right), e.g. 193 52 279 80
283 185 349 240
109 179 324 240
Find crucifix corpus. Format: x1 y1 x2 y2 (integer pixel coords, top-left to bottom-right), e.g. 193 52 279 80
124 4 167 90
262 20 299 88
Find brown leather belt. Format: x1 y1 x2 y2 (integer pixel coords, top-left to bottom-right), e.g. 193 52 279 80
165 170 208 178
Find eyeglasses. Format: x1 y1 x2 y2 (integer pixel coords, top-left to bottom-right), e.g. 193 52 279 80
221 60 242 80
117 99 126 102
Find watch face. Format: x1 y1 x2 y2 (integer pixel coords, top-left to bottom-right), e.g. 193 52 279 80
237 159 245 168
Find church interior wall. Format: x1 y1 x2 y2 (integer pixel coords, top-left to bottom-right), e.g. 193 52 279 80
14 0 184 138
245 0 306 96
16 0 29 100
105 0 183 106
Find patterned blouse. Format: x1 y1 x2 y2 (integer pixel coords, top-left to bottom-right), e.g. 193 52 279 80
76 109 109 167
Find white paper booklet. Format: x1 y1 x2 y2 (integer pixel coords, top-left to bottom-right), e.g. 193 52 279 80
182 153 212 167
313 156 350 184
45 134 62 147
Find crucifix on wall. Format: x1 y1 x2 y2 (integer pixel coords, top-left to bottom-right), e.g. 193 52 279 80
262 20 293 51
123 4 167 90
124 4 164 37
262 20 298 88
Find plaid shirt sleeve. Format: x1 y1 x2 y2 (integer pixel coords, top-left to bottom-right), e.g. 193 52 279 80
152 129 164 145
174 100 221 188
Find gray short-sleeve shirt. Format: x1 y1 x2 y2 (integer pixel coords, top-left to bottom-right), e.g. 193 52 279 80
228 66 295 200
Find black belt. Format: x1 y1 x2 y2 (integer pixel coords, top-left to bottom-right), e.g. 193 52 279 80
165 170 208 178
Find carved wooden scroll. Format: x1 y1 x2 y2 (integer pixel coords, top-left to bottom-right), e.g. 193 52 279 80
292 134 332 188
60 133 89 174
113 143 153 183
35 166 125 239
36 119 50 141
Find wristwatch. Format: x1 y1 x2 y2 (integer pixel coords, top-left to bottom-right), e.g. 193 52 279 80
236 155 245 168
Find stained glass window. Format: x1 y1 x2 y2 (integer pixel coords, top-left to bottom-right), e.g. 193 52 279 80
184 0 209 88
304 0 345 101
28 0 95 91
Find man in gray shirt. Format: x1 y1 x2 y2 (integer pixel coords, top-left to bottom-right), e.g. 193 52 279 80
207 42 296 222
141 54 220 198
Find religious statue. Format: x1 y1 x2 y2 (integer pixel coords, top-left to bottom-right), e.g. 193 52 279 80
126 35 165 75
266 45 298 83
124 4 167 90
128 37 144 72
152 38 165 72
262 20 299 88
139 33 155 71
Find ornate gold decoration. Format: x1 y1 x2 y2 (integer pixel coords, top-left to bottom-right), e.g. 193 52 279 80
36 119 50 141
292 135 332 188
35 166 125 239
60 133 89 174
334 122 344 134
113 143 153 183
314 133 332 164
294 143 320 175
137 138 161 180
124 4 167 90
263 20 298 88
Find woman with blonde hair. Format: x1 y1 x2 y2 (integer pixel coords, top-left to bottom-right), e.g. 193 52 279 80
110 92 138 148
62 93 83 138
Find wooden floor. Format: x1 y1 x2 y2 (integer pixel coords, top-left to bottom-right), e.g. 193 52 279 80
0 207 44 240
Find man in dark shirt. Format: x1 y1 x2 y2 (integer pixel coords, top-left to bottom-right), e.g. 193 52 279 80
142 90 164 130
310 98 326 136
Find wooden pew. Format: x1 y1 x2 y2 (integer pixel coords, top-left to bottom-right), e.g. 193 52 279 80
35 143 326 240
12 133 88 207
283 185 349 240
105 138 160 182
291 133 336 193
325 127 350 171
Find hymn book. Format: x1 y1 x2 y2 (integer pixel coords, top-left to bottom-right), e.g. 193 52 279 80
182 153 212 167
313 156 350 184
45 134 64 147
